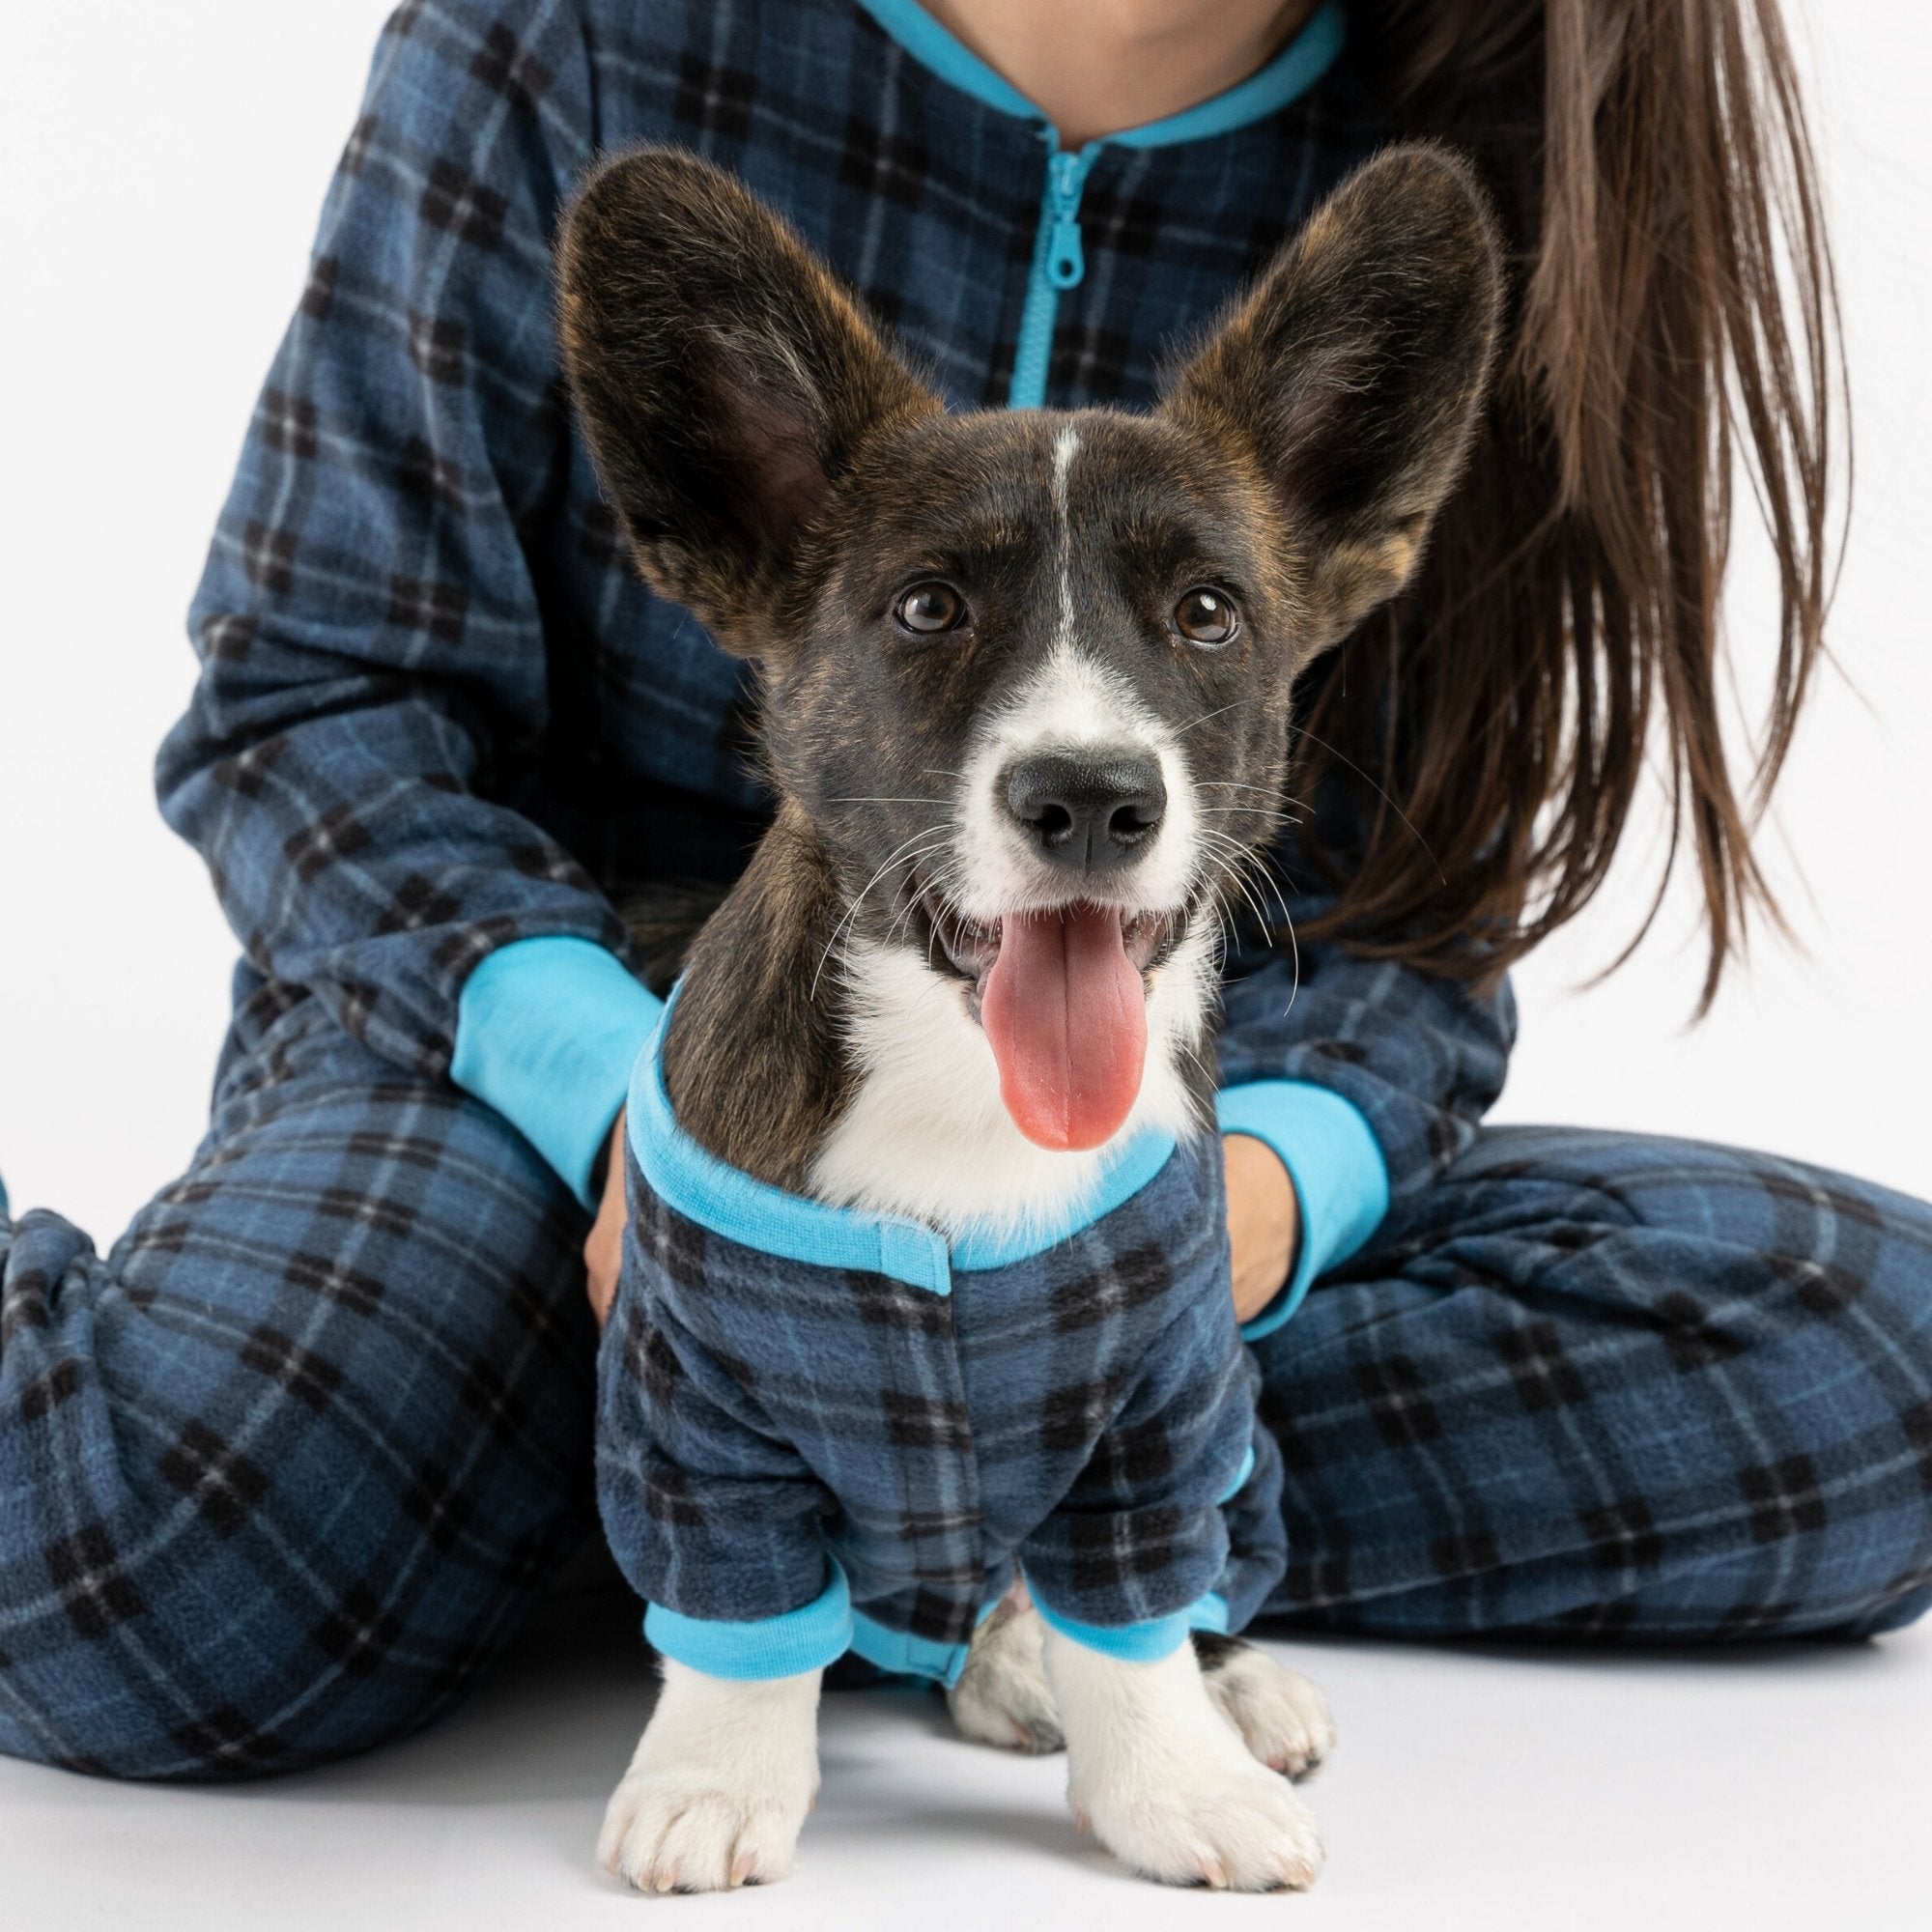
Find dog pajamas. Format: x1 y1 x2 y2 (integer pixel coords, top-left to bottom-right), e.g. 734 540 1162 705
596 1018 1287 1682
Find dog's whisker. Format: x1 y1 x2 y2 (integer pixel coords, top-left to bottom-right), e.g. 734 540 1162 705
1176 699 1250 737
1283 720 1444 885
811 826 951 1001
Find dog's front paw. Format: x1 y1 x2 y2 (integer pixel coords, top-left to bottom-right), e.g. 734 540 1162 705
948 1597 1065 1753
1073 1729 1325 1891
597 1660 819 1893
598 1768 810 1892
1047 1630 1324 1891
1194 1634 1336 1776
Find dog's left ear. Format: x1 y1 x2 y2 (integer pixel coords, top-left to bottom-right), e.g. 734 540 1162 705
556 146 939 656
1165 143 1503 649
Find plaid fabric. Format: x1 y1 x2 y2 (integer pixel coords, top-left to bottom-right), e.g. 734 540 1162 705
1254 1128 1932 1639
0 975 599 1780
5 0 1926 1785
598 1117 1285 1673
2 993 1928 1776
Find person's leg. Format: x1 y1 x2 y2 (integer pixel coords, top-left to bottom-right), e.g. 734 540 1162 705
1250 1127 1932 1640
0 980 598 1779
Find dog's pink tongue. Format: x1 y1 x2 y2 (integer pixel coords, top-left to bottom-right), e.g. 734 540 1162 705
981 905 1146 1151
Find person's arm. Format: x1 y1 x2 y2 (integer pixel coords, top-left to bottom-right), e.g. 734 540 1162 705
1214 863 1516 1339
156 0 661 1208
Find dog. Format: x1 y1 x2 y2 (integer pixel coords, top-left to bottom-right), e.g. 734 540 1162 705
555 140 1500 1893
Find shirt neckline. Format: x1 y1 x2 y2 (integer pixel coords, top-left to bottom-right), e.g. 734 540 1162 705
851 0 1348 151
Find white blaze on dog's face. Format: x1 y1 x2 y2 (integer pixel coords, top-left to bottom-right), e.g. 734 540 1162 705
558 143 1502 1211
946 426 1211 1153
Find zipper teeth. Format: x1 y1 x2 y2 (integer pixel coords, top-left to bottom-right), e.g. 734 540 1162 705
1009 141 1094 410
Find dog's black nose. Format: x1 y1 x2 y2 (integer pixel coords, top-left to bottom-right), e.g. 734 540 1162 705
1004 750 1167 871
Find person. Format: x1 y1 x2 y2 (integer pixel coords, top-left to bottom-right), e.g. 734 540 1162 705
1 0 1926 1784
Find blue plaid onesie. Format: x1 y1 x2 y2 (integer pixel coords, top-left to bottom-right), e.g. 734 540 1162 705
599 1012 1288 1683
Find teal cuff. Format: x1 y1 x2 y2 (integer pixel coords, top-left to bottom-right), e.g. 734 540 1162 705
644 1561 854 1681
1028 1590 1196 1663
1217 1080 1391 1342
450 936 663 1208
849 1601 1003 1689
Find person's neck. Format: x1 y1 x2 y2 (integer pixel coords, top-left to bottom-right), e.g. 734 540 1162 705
921 0 1321 147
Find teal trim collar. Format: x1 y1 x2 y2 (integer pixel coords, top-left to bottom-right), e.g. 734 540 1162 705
853 1 1347 148
627 988 1179 1293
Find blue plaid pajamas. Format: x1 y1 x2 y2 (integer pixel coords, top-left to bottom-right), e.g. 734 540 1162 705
3 0 1928 1782
598 1029 1286 1682
4 1012 1927 1778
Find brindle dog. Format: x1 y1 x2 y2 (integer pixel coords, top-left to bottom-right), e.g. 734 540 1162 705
557 142 1499 1892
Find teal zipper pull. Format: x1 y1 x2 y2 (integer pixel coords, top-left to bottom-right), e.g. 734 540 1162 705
1046 149 1089 289
1009 140 1098 407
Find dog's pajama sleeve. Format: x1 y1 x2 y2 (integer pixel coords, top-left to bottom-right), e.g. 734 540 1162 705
155 5 657 1208
1018 1299 1267 1660
596 1269 851 1680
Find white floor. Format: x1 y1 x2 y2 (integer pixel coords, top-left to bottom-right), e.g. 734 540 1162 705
3 1578 1926 1932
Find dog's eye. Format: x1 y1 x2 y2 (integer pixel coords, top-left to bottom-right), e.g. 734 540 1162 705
895 582 965 635
1174 587 1239 646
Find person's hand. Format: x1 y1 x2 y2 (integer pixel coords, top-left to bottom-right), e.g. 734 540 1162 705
1224 1132 1300 1325
585 1111 627 1330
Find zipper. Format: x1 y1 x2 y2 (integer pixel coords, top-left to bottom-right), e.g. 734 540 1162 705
1008 137 1098 410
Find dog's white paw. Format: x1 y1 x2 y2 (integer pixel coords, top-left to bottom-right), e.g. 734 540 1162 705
597 1660 820 1893
1197 1634 1336 1776
1077 1738 1325 1890
1046 1628 1324 1891
599 1774 810 1892
948 1598 1065 1753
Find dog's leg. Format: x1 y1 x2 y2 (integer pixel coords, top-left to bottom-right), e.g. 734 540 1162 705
598 1660 820 1892
947 1584 1065 1753
1043 1627 1323 1890
1192 1632 1337 1777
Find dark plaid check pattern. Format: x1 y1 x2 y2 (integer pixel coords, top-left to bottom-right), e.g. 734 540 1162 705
0 973 600 1779
1 0 1927 1783
598 1133 1287 1653
1251 1130 1932 1640
5 1024 1927 1777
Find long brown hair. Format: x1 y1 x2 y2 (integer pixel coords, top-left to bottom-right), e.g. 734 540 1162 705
1301 0 1841 1009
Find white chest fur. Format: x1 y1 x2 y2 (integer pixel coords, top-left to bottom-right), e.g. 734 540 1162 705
806 923 1216 1238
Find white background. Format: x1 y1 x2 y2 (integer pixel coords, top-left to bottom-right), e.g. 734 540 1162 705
0 7 1928 1930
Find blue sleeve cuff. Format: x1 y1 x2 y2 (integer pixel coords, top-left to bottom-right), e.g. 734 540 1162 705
450 936 664 1208
1217 1079 1391 1342
1027 1587 1195 1663
643 1561 854 1681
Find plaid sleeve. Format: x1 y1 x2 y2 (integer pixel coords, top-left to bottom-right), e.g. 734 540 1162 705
1215 877 1516 1339
1019 1300 1255 1660
155 0 645 1181
596 1153 848 1679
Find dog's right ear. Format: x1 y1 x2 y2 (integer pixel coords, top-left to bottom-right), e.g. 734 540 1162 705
556 147 937 656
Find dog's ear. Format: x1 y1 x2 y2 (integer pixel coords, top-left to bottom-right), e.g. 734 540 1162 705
556 146 938 655
1165 143 1503 649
